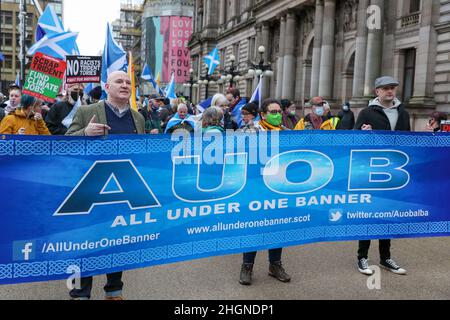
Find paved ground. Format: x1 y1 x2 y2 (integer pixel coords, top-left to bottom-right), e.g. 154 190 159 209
0 237 449 300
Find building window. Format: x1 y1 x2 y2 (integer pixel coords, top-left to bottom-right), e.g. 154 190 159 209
1 11 13 26
409 0 421 13
402 48 416 102
1 55 13 70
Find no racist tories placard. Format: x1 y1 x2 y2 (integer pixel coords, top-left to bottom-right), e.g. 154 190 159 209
65 55 102 84
23 52 66 103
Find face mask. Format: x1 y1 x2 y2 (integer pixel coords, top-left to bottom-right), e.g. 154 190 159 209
266 113 282 127
343 106 349 112
314 107 324 117
289 110 296 116
70 92 81 102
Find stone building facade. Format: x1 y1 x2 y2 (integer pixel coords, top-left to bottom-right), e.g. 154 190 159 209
188 0 450 130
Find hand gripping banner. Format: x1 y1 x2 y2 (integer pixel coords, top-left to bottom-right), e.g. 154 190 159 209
0 131 449 285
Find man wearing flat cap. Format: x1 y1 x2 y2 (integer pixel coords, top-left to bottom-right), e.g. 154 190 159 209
354 76 410 277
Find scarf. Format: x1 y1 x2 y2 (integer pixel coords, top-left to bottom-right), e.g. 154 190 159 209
259 120 283 131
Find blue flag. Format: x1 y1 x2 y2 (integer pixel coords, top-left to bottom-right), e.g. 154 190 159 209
27 32 79 60
35 5 64 42
164 113 196 134
141 63 164 96
15 73 21 87
101 23 128 97
250 76 262 107
0 52 4 62
165 73 177 100
231 98 248 128
204 47 220 75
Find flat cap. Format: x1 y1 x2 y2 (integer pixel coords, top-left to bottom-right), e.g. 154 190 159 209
375 76 399 89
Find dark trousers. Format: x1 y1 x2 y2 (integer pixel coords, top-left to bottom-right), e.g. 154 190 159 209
69 272 123 299
358 240 391 261
243 248 283 265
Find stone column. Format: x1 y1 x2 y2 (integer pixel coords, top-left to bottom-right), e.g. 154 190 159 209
409 0 438 107
310 0 324 97
393 49 406 99
318 0 336 99
281 11 297 100
363 0 384 97
261 23 271 100
275 15 287 99
351 0 369 106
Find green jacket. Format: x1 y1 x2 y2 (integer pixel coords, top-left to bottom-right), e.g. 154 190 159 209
66 101 145 136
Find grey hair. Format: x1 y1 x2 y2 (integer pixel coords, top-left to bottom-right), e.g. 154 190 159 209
211 93 228 107
202 106 224 128
177 103 188 112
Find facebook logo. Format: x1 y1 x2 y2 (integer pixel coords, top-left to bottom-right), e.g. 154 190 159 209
13 241 36 261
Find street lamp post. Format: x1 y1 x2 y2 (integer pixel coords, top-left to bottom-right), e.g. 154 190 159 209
183 68 196 102
247 46 273 100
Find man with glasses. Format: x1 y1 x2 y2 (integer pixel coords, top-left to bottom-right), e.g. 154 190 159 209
354 76 410 276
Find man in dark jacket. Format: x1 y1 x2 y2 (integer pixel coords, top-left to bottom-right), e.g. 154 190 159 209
45 83 85 135
354 76 409 277
337 102 355 130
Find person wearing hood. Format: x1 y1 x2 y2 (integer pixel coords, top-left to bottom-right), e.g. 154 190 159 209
354 76 409 277
45 83 85 135
336 102 355 130
0 94 50 135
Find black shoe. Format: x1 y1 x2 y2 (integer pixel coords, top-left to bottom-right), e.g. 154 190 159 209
357 258 374 276
239 263 254 286
269 262 291 283
380 259 407 275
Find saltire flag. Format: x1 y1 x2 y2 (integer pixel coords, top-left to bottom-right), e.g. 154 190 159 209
101 23 128 98
128 51 138 111
165 73 177 100
231 97 248 128
196 97 213 114
0 52 4 62
35 5 80 54
141 64 164 96
164 113 197 134
250 75 262 108
27 32 79 60
84 83 94 96
35 5 64 42
204 47 220 76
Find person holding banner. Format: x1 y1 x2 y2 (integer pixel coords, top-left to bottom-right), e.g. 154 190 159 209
240 99 291 286
354 76 410 276
425 111 447 133
45 83 85 135
0 94 50 135
65 71 145 300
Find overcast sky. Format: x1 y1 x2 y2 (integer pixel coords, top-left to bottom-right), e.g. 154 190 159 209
64 0 121 55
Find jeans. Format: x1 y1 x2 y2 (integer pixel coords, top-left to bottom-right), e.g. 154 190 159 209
243 248 283 265
69 272 123 299
358 240 391 261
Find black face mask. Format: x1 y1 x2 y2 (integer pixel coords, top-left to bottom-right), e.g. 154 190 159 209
70 92 82 102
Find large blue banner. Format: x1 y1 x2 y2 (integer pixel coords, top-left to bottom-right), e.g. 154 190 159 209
0 131 449 285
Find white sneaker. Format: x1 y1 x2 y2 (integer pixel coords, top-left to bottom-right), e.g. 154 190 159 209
358 258 374 275
380 259 407 275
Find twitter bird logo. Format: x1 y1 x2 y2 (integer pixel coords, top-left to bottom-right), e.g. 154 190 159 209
329 209 343 223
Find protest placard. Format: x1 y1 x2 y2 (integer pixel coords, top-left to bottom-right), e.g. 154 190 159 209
22 52 66 103
66 55 102 84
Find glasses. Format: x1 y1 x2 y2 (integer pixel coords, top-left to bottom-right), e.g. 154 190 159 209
268 110 282 114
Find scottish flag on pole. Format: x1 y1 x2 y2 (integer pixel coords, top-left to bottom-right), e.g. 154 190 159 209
27 32 79 60
165 73 177 100
141 63 164 96
250 75 262 107
204 47 220 75
101 23 128 95
35 5 64 42
35 5 80 54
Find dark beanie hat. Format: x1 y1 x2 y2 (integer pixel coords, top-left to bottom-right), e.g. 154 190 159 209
89 86 102 100
241 102 258 117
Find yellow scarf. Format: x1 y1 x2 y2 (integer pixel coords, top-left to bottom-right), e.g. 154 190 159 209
259 120 283 131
